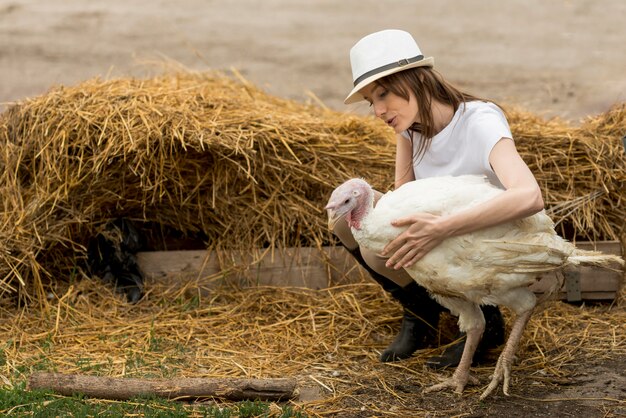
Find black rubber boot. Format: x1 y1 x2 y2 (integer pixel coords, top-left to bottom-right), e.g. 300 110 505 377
344 246 444 362
425 304 505 369
379 281 444 362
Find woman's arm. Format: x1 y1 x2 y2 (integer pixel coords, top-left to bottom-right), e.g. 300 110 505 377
437 138 543 233
382 138 544 269
395 134 415 189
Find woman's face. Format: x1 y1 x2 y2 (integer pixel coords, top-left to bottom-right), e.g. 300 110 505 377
360 82 419 133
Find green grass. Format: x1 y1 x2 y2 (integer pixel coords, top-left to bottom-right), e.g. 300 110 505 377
0 381 307 417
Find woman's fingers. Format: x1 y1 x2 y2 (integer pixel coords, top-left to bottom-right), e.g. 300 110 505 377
382 232 405 257
382 213 442 268
386 242 417 269
382 216 416 255
395 247 421 269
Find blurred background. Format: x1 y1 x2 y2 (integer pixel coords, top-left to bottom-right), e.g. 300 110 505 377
1 0 625 120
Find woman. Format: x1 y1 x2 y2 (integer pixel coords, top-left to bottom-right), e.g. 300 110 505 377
334 29 544 367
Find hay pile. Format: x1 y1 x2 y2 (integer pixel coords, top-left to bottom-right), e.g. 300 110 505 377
0 71 395 300
509 105 626 244
0 70 624 301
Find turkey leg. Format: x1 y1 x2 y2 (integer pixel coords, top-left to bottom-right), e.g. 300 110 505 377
424 325 482 394
480 308 533 399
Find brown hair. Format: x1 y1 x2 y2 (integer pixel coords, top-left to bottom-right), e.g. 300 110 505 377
376 67 486 164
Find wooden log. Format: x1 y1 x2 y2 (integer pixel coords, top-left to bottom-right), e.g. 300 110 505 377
27 372 298 401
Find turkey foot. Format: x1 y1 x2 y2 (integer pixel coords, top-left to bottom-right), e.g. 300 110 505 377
424 326 482 394
480 354 512 399
424 372 479 394
480 309 533 400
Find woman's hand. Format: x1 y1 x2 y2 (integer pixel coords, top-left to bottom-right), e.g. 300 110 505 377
381 213 446 269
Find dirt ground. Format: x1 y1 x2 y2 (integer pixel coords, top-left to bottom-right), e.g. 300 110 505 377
321 353 626 418
1 1 625 417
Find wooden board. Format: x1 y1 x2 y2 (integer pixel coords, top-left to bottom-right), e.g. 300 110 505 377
529 241 624 301
137 246 367 290
137 241 624 301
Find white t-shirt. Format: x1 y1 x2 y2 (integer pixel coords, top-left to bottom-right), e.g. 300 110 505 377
402 101 512 189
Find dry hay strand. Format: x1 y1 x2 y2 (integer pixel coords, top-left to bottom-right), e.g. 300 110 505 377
0 278 624 416
0 70 624 302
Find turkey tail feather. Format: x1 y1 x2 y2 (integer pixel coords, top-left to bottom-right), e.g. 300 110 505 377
567 249 624 268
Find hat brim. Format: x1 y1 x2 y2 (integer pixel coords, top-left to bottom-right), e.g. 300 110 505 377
344 56 435 105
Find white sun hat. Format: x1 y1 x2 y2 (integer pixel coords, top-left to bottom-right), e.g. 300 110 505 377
344 29 434 104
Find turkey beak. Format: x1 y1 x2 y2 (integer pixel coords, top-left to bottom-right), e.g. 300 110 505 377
325 205 340 231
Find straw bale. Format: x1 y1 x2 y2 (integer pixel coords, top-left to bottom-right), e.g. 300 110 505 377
0 71 624 301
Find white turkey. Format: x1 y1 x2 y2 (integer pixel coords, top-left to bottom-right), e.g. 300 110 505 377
325 175 624 399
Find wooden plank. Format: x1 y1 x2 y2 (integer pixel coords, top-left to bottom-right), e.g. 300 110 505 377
530 271 622 300
137 246 366 289
137 241 623 300
529 241 623 301
574 240 623 254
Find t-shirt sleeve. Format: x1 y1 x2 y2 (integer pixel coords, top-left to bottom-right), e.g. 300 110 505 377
467 104 513 173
